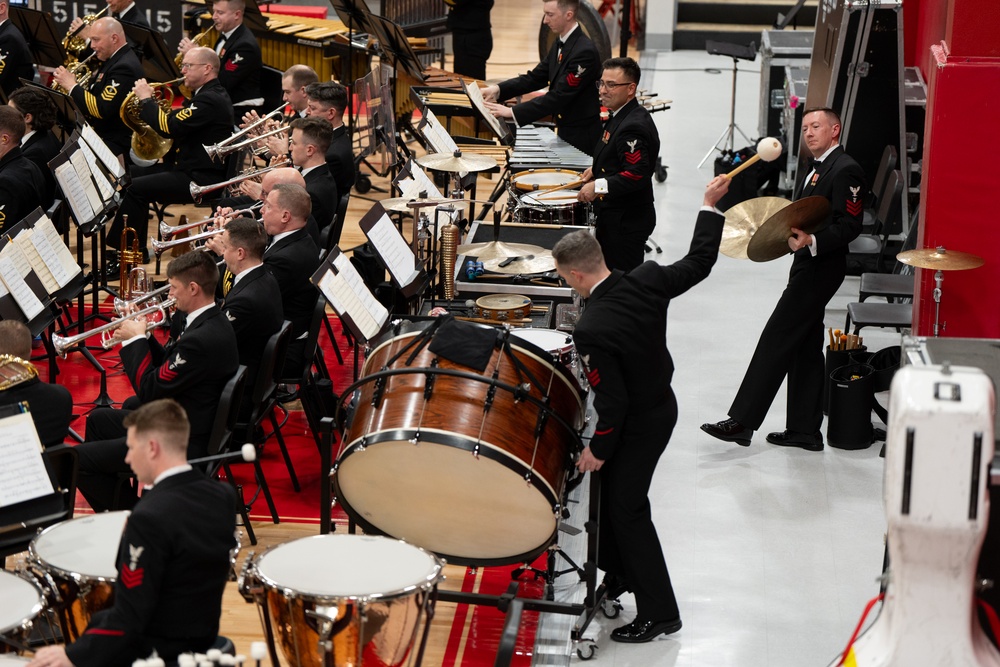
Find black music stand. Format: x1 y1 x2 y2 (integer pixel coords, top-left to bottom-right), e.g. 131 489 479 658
123 23 183 82
329 0 380 149
9 6 66 71
698 40 758 168
241 0 269 34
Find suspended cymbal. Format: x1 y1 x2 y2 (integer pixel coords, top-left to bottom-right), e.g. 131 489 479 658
380 197 415 213
721 196 791 259
457 240 546 260
381 197 470 213
747 196 831 262
415 150 498 173
483 251 556 275
897 247 985 271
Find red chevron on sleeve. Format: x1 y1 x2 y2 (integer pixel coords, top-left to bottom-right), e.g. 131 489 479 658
846 199 863 216
595 427 614 436
620 170 642 181
85 628 126 637
225 60 238 72
586 368 600 386
624 151 642 164
566 72 580 87
135 353 152 382
158 365 178 382
120 565 144 589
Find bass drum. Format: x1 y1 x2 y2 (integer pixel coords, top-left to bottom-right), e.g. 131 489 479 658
0 571 44 655
336 320 585 566
538 1 612 62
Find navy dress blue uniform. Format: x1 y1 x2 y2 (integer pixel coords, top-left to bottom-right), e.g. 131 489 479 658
0 19 33 97
728 145 865 434
22 128 63 209
65 469 238 667
574 209 724 622
303 163 338 233
325 124 355 196
263 228 320 377
115 4 150 28
495 27 601 156
108 78 233 249
0 147 46 232
0 376 73 447
70 44 144 159
446 0 493 80
216 24 262 106
76 306 240 511
590 97 659 272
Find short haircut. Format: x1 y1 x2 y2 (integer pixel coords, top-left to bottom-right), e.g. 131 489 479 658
552 0 580 13
602 56 640 84
212 0 245 10
0 320 32 359
123 399 190 455
552 230 605 274
225 216 267 259
271 182 312 220
167 249 221 293
802 107 842 127
0 105 26 142
305 81 348 114
284 64 319 89
8 88 57 132
186 46 221 73
289 116 333 153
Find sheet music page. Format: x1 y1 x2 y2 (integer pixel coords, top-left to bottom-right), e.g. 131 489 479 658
366 212 420 288
421 110 459 155
79 141 117 202
4 234 33 278
12 230 59 294
0 252 45 320
54 161 96 224
464 82 508 139
0 412 53 508
81 124 126 179
36 215 82 285
317 254 388 341
70 150 106 215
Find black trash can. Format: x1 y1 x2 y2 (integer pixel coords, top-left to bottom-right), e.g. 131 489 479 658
826 363 875 450
823 345 867 415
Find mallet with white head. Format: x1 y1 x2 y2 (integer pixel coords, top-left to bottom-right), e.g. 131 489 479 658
725 137 783 179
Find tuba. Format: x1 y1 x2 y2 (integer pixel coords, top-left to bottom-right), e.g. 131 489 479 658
120 79 183 162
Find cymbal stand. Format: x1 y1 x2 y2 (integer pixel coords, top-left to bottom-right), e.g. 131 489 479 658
698 55 752 167
932 269 944 336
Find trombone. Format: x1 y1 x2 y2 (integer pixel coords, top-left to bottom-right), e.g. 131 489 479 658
159 203 263 239
52 298 176 358
205 124 289 161
189 159 291 203
203 103 287 160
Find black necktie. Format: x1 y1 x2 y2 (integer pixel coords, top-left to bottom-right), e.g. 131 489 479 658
810 158 822 170
112 11 121 19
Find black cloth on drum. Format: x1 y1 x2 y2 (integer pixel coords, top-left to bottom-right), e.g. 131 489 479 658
573 209 724 621
66 468 238 667
0 146 46 233
216 24 262 106
325 124 355 196
22 127 63 209
590 98 659 271
496 27 602 157
0 377 73 447
0 19 34 96
303 163 338 232
262 228 320 376
71 45 144 158
427 316 497 371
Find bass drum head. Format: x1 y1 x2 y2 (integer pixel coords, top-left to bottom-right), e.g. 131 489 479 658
0 571 43 637
538 2 612 63
29 511 129 581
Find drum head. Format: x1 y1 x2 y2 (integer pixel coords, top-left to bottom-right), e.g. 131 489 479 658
254 535 442 600
0 571 43 635
29 511 129 580
510 328 573 353
520 190 579 207
511 169 581 191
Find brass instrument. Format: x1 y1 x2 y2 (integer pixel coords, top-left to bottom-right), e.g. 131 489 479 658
50 52 98 95
152 227 226 257
113 283 170 318
205 123 289 161
0 355 39 392
119 78 185 162
118 217 148 301
188 159 291 203
52 298 177 358
203 104 287 162
159 203 263 239
61 5 110 59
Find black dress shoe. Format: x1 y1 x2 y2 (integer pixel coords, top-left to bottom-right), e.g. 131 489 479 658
601 573 630 600
700 418 753 446
610 617 682 643
766 430 824 452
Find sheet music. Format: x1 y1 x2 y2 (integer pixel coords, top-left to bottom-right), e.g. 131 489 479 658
70 150 106 214
397 163 457 239
54 161 96 224
0 252 45 320
317 253 388 341
421 110 459 155
81 124 126 179
12 230 59 294
464 81 508 140
36 215 82 287
79 141 117 202
366 212 420 288
0 412 53 508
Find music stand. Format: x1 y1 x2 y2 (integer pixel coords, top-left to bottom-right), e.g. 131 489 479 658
18 79 84 135
9 6 66 70
368 14 426 82
698 40 758 168
123 23 183 82
241 0 269 34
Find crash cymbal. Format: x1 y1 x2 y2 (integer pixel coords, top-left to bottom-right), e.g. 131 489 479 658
380 197 414 213
721 196 791 259
457 240 546 260
415 150 498 173
483 251 556 275
381 197 470 213
897 246 985 271
747 196 831 262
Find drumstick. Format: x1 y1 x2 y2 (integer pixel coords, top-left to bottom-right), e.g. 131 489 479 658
533 178 587 196
828 328 835 350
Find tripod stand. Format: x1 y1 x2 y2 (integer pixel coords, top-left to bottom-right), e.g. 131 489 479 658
698 40 758 168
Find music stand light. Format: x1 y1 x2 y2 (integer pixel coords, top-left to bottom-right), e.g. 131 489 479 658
123 23 183 83
698 40 758 168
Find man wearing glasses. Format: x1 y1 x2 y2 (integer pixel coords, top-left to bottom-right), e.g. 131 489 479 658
577 56 659 271
481 0 601 156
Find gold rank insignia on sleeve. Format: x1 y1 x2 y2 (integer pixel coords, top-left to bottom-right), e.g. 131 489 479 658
0 52 7 75
100 80 120 102
175 104 197 122
0 205 6 229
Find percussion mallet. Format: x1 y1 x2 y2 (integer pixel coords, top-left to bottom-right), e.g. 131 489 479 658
724 137 783 179
187 443 257 467
250 641 268 667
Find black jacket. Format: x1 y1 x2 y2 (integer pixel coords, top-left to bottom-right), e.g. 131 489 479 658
0 19 34 96
325 124 355 195
0 147 46 232
22 129 63 208
116 4 150 28
303 163 338 232
263 228 320 340
71 45 144 158
216 24 262 105
223 264 284 397
0 376 73 447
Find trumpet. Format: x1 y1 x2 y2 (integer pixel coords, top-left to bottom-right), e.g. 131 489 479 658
205 123 289 161
52 298 176 358
159 203 263 239
152 227 226 257
204 103 287 159
113 283 171 317
189 159 291 203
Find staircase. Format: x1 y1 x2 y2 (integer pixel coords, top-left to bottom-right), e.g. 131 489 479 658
674 0 818 51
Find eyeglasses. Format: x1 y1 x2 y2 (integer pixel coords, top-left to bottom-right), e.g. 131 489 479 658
596 80 632 90
180 62 206 70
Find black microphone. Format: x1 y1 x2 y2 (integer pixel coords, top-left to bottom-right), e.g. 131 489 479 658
187 444 257 467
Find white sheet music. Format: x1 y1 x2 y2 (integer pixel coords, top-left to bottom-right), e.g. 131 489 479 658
12 231 59 294
81 124 126 179
70 150 106 215
421 110 459 155
317 253 388 341
366 212 420 288
35 215 81 287
0 412 53 508
79 142 117 203
0 252 45 320
54 161 96 224
464 82 508 140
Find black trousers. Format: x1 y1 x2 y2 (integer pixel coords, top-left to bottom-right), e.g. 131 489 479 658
595 204 656 272
452 30 492 80
77 406 136 512
108 165 198 251
598 393 680 621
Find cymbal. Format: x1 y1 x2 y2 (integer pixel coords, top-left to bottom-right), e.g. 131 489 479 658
483 251 556 275
415 151 498 173
381 197 470 213
457 240 546 260
721 196 791 259
747 196 831 262
897 247 985 271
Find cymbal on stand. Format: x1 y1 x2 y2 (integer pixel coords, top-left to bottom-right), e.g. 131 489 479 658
897 247 985 271
721 196 791 259
746 196 831 262
483 251 555 275
457 240 546 260
415 150 498 173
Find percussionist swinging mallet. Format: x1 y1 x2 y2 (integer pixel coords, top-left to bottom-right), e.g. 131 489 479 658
724 137 783 179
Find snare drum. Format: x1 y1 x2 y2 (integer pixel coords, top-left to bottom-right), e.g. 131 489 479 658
510 168 581 192
0 571 44 655
28 511 129 641
240 534 443 667
510 328 587 392
513 190 590 226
